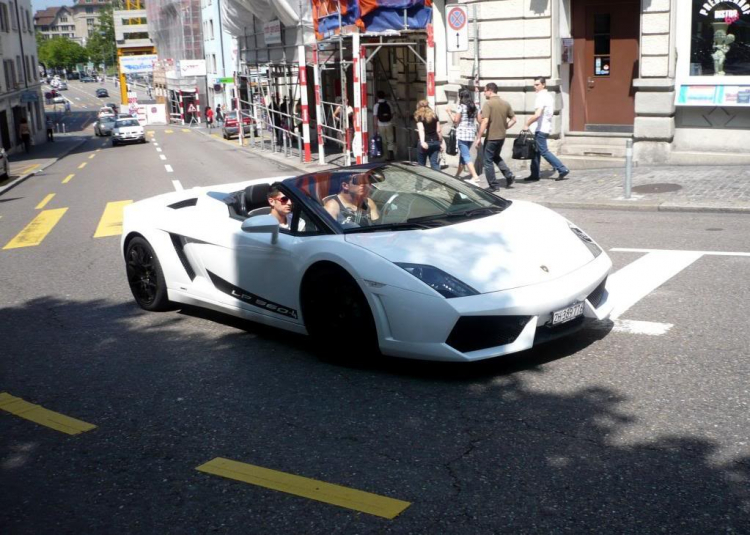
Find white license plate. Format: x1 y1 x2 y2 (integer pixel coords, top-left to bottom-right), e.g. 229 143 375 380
552 302 584 325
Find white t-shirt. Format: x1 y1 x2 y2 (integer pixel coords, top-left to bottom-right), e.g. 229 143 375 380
532 89 554 134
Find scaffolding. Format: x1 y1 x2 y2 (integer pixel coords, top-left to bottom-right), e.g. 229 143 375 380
232 1 434 167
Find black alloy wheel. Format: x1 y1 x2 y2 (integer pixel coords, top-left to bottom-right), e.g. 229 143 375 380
302 266 379 362
125 237 171 311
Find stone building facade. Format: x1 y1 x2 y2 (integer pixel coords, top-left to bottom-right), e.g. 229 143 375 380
432 0 750 167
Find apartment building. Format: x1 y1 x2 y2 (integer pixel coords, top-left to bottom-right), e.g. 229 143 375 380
201 0 235 110
35 0 110 46
1 0 45 152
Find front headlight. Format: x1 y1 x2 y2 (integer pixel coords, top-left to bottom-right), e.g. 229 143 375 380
568 222 602 258
395 263 479 299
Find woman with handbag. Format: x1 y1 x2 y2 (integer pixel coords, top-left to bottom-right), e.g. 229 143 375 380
450 89 481 185
414 100 442 171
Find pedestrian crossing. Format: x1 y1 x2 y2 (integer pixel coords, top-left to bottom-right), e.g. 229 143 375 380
2 200 131 250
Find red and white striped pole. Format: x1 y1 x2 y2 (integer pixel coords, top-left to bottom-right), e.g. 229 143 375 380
352 31 362 165
360 43 368 163
195 87 201 123
426 23 436 111
178 90 185 124
312 44 325 164
297 44 312 163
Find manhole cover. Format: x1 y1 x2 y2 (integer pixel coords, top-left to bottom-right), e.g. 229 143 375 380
631 183 682 194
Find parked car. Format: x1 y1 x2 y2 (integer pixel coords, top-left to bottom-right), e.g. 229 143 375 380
112 118 146 145
120 163 614 362
222 111 254 139
94 116 117 136
81 76 95 83
96 88 109 98
52 95 66 104
98 107 116 119
0 148 8 179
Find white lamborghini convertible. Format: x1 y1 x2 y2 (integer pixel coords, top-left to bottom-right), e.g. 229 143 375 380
122 163 613 362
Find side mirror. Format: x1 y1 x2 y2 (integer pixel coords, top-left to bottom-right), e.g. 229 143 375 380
241 214 280 244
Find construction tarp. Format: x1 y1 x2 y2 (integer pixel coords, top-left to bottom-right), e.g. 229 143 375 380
221 0 312 38
313 0 432 39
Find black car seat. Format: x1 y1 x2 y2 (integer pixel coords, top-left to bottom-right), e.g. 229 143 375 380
244 183 272 217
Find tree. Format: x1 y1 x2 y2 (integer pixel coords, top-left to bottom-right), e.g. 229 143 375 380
86 4 116 69
38 38 89 71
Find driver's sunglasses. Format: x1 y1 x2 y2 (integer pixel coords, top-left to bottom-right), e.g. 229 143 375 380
274 195 290 204
349 177 369 185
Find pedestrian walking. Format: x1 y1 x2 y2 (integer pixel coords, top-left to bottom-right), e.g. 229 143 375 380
414 99 443 171
18 118 31 153
373 90 396 161
524 77 570 181
64 100 71 113
473 83 516 190
205 106 214 129
46 117 54 142
332 96 354 155
216 104 224 126
449 88 480 184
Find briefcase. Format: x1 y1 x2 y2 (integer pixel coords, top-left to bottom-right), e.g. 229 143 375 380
512 131 537 160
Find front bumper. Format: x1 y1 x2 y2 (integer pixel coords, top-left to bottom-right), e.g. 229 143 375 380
114 134 145 143
373 252 613 362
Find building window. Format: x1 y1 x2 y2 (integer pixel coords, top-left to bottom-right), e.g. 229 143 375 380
85 7 93 13
212 54 217 74
10 1 17 30
210 19 214 39
30 55 36 80
4 59 14 89
0 3 8 32
16 56 22 84
59 16 68 23
689 0 750 77
24 7 30 32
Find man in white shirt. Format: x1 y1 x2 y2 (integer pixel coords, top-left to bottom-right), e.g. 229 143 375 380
523 77 570 181
373 91 395 161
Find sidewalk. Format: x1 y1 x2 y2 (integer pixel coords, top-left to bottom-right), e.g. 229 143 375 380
205 128 750 214
0 135 88 196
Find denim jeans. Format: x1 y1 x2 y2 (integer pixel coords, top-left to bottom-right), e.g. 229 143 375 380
530 131 568 178
417 140 441 170
483 138 513 187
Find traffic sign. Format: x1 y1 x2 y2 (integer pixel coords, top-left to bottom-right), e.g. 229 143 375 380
446 4 469 52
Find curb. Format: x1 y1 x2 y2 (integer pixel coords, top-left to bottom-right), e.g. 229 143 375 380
0 137 88 196
186 128 750 216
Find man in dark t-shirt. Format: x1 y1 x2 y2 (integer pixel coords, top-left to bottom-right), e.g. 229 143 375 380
473 83 517 190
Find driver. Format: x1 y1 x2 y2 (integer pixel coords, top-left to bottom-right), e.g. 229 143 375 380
324 172 380 227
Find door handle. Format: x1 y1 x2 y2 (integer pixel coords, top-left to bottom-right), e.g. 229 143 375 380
587 77 595 90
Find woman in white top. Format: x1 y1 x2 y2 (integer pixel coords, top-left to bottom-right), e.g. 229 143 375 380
450 89 481 184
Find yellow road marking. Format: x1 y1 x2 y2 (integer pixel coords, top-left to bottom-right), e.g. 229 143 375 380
35 193 55 210
78 162 87 169
165 129 173 133
62 173 75 184
196 458 411 520
182 128 191 132
147 130 155 135
93 200 132 238
96 148 101 152
14 163 39 175
88 154 96 159
0 392 96 435
3 208 68 249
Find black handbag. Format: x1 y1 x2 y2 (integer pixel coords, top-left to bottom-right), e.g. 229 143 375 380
512 131 537 160
446 128 458 156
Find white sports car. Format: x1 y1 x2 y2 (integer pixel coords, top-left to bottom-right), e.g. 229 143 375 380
122 163 613 362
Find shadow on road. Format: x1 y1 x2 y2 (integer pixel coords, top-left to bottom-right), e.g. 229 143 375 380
0 296 748 533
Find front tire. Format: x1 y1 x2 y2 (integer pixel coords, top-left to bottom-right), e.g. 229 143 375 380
125 237 171 311
301 265 379 362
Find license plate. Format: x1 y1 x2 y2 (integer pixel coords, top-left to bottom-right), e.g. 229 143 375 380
552 302 584 325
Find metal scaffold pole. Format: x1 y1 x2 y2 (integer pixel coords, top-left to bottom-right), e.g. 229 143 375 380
352 31 362 165
298 44 312 162
312 44 325 164
359 40 368 164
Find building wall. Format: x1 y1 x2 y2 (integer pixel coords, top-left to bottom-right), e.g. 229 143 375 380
1 0 45 152
201 0 235 110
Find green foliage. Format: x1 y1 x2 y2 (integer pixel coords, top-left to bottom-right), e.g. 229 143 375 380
38 38 89 70
86 4 117 67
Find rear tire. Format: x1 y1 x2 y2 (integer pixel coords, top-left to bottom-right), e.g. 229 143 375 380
125 237 171 311
301 265 379 362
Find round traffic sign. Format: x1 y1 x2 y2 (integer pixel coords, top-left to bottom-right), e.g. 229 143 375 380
448 7 467 31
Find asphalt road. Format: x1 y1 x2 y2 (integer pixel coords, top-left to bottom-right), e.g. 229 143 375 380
0 106 749 533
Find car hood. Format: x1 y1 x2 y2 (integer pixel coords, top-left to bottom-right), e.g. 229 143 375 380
115 126 143 133
345 201 599 294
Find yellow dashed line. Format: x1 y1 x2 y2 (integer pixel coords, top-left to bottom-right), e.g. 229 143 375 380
35 193 55 210
3 208 68 249
182 128 191 132
93 200 132 238
88 154 96 159
0 392 96 435
62 174 75 184
78 162 87 169
197 458 411 520
165 129 173 133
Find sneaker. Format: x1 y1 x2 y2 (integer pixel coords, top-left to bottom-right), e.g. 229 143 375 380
555 169 570 181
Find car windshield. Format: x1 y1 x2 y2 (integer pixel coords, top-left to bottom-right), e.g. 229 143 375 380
100 117 116 125
116 119 140 127
287 163 511 233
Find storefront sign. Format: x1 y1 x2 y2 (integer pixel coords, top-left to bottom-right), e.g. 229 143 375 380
120 55 158 74
179 60 207 77
676 84 750 106
264 20 282 45
698 0 750 17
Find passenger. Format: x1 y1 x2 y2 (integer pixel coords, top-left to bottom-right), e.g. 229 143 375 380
324 172 380 227
267 185 304 231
